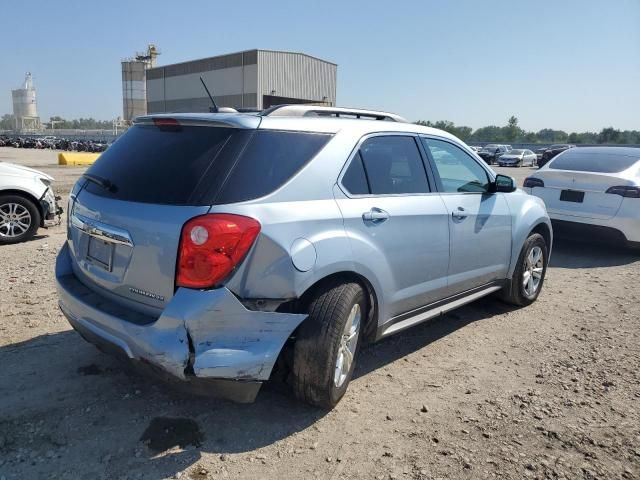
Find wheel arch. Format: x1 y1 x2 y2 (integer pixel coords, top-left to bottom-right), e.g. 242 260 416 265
507 192 553 277
530 221 552 252
282 270 380 344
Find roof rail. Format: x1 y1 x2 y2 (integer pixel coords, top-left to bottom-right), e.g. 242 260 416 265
260 105 407 123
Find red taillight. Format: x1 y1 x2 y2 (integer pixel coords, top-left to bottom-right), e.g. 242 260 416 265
153 117 179 127
176 214 261 289
605 186 640 198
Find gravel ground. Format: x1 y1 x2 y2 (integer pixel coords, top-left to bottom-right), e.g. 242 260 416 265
0 147 638 480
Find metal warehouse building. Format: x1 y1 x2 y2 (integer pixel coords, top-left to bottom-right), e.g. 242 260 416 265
145 49 337 114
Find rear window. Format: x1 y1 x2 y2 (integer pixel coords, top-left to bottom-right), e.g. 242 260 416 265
83 124 331 205
215 130 331 204
550 151 640 173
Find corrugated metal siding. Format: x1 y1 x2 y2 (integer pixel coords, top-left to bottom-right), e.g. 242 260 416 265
147 50 258 80
147 93 257 114
143 50 336 113
257 50 337 109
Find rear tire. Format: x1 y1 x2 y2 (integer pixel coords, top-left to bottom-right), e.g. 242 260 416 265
292 281 366 409
0 194 41 245
499 233 548 306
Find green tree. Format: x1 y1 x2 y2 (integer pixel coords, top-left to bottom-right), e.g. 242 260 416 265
413 120 473 141
469 125 505 142
597 127 621 144
566 131 598 144
505 115 523 142
619 130 640 144
0 114 15 130
45 116 112 130
535 129 568 143
414 117 639 145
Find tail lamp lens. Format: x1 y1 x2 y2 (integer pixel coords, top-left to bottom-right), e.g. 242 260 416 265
523 177 545 188
605 186 640 198
176 214 261 289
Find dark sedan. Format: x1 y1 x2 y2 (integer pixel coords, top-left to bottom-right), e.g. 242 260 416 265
478 144 512 164
538 144 575 167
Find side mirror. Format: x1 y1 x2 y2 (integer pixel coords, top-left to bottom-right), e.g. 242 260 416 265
492 174 517 193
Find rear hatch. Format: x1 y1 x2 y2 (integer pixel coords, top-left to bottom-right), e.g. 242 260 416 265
533 169 625 219
67 115 333 315
67 115 260 314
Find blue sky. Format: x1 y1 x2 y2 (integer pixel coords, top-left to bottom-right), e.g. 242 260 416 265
1 0 638 131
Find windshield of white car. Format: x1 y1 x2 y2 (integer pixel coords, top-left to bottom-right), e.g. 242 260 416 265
509 150 525 155
550 151 640 173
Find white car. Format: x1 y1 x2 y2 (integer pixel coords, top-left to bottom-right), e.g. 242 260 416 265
498 149 537 167
524 147 640 249
0 162 62 244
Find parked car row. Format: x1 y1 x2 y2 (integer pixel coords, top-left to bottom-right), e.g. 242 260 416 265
497 149 537 167
468 143 578 168
477 144 513 164
0 135 110 152
537 144 576 168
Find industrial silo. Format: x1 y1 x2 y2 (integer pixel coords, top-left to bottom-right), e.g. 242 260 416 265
12 73 40 132
122 45 160 123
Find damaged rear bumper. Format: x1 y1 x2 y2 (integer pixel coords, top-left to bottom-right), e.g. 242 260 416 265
55 243 307 403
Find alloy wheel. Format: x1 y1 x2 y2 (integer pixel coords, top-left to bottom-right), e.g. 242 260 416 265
334 303 361 388
0 203 32 238
522 246 544 297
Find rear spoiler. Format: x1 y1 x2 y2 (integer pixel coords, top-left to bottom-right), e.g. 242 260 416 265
134 114 261 130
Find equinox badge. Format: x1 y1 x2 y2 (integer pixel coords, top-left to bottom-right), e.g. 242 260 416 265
129 287 164 302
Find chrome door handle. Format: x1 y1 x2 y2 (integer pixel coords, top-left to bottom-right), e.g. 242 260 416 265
362 208 389 223
452 207 468 220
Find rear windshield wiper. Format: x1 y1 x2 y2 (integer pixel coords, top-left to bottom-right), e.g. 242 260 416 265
83 173 116 192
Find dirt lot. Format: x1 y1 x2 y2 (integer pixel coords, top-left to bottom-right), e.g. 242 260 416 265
1 147 638 480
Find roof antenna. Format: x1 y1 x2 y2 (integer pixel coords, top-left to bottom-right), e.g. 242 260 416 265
200 76 218 113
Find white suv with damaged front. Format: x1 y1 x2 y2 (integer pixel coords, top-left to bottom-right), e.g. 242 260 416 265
56 106 552 408
0 162 62 244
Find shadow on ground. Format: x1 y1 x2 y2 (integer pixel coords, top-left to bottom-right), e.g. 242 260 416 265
550 237 638 268
0 295 513 478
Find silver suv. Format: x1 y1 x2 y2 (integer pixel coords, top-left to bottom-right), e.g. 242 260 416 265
56 106 552 408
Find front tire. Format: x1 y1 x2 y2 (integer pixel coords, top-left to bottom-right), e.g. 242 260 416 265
499 233 548 306
0 194 41 245
292 281 366 408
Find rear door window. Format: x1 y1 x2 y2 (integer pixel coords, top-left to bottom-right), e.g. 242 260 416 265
215 130 331 203
357 136 430 195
